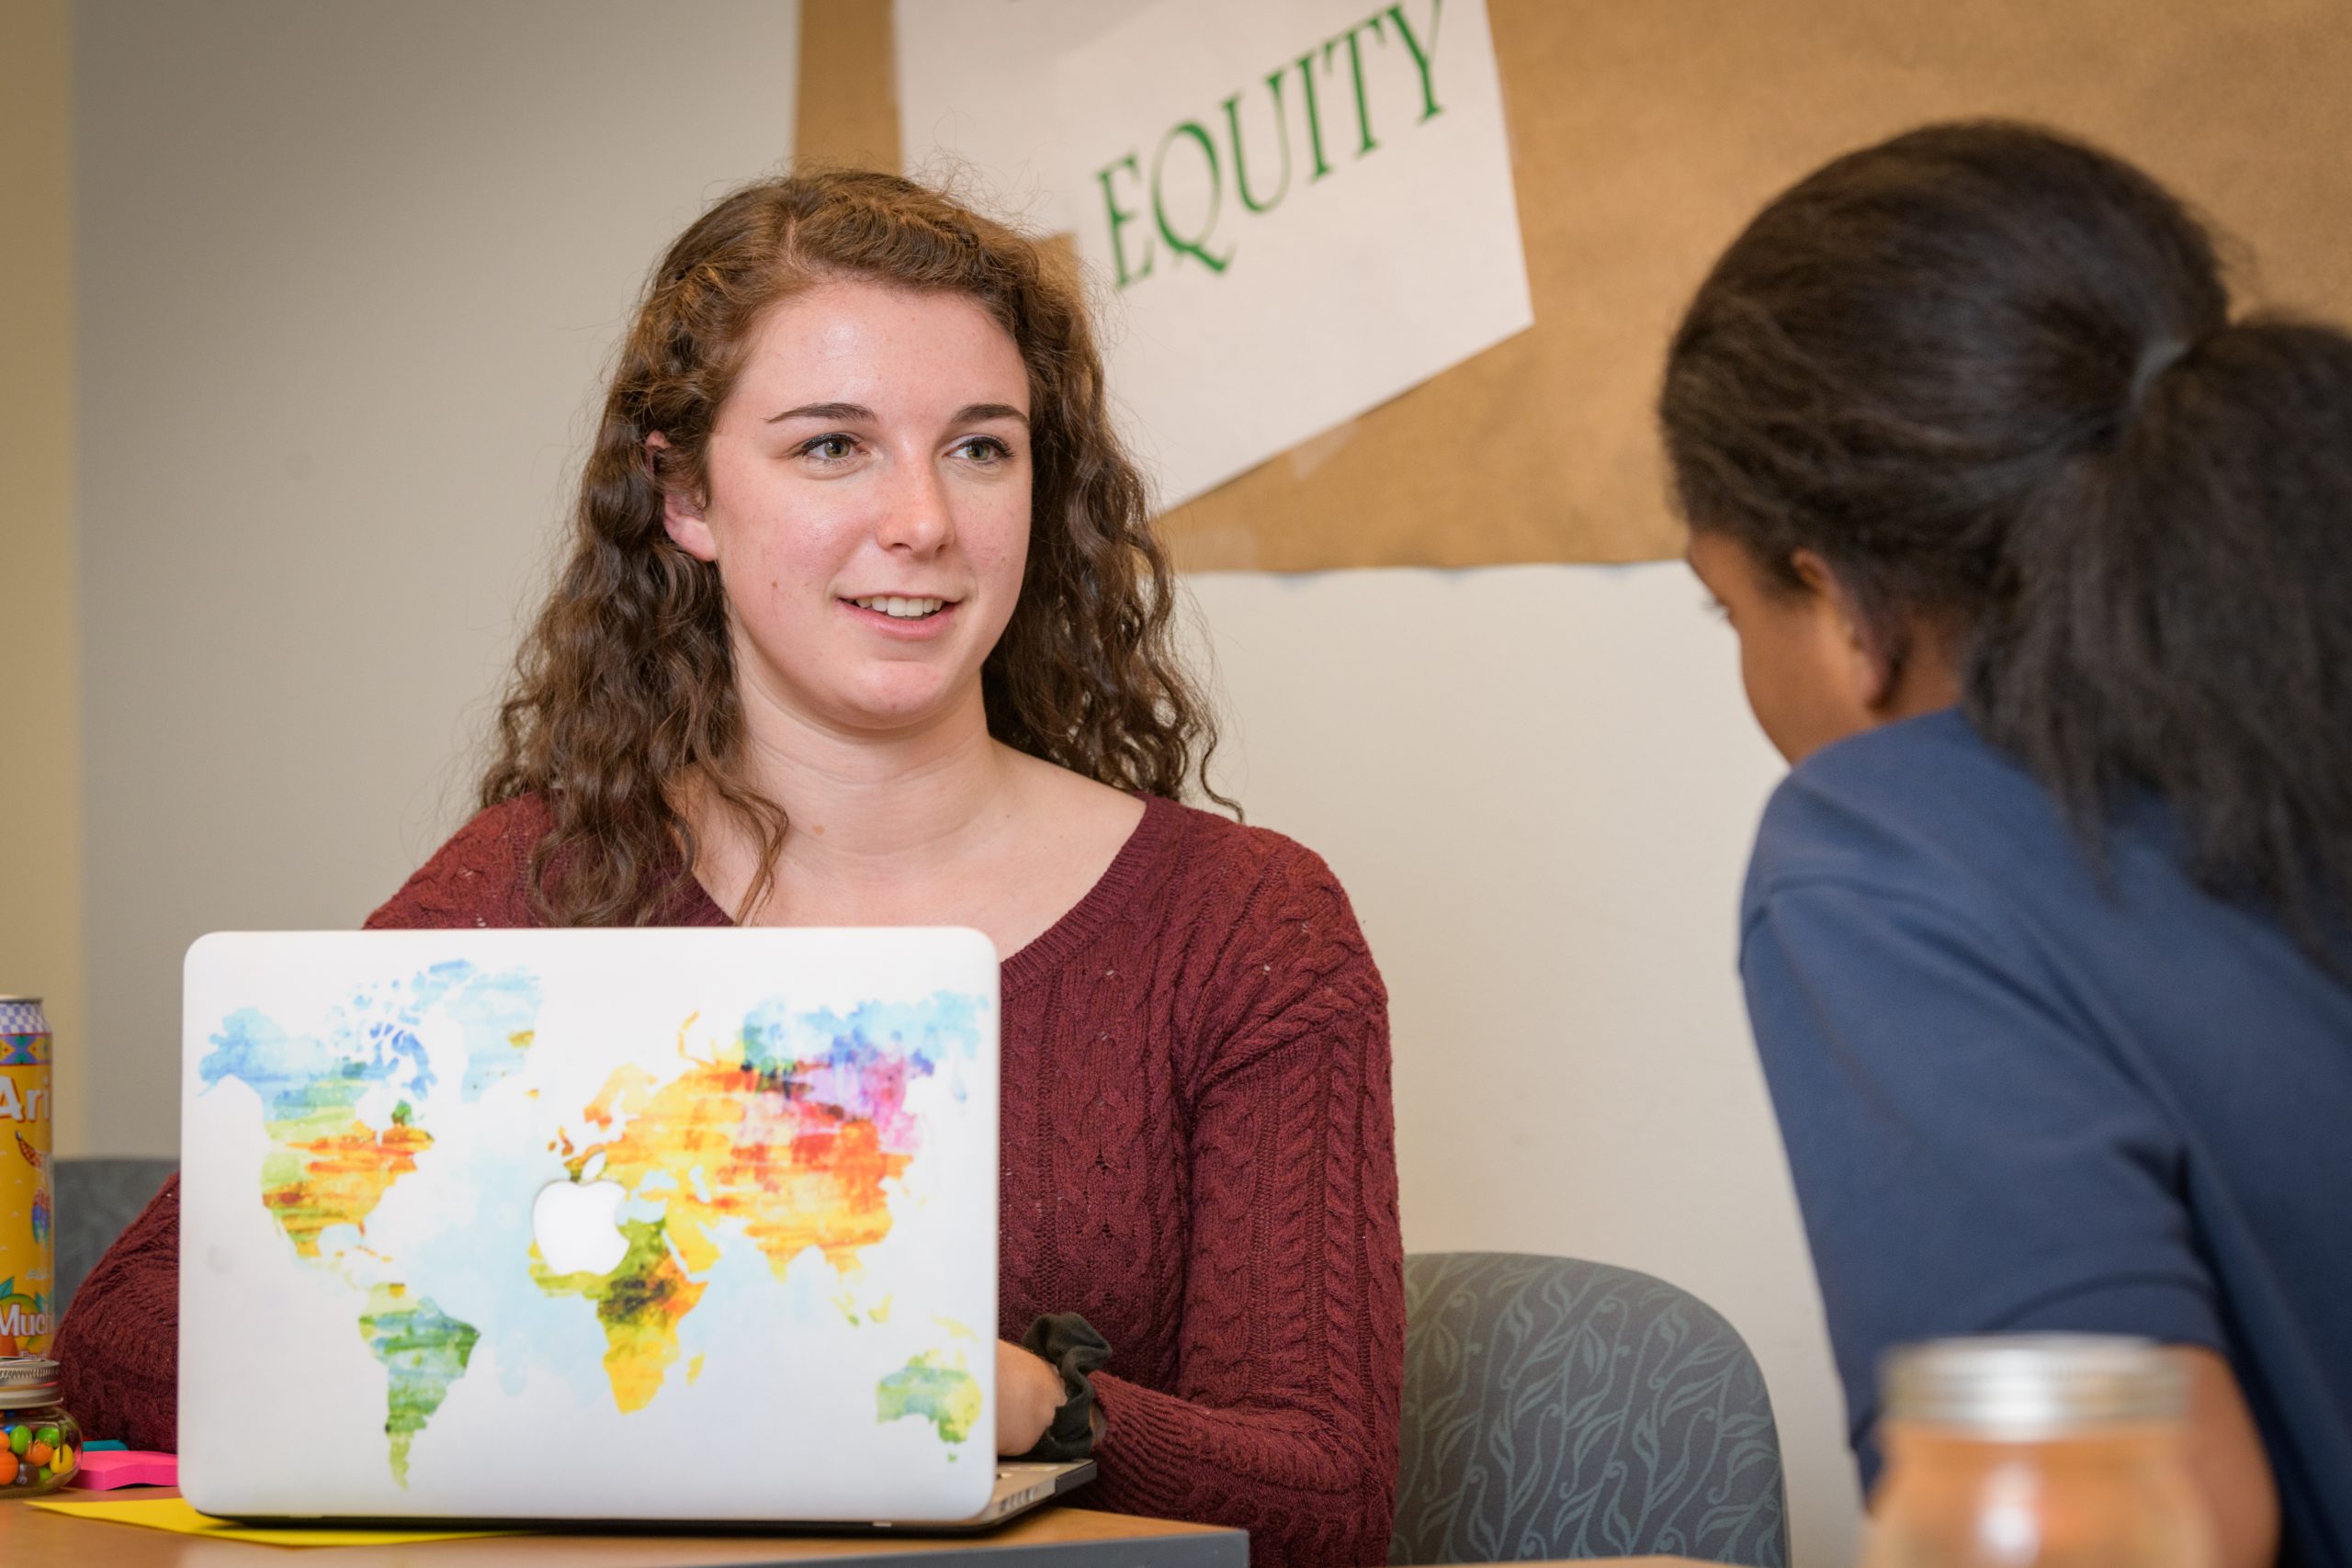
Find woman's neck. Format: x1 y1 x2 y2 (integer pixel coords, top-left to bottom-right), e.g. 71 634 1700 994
693 678 1022 924
1883 619 1967 723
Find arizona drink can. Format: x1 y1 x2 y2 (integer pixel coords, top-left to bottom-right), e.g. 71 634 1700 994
0 998 52 1356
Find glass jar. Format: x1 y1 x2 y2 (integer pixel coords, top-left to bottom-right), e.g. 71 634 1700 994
1862 1336 2211 1568
0 1358 81 1495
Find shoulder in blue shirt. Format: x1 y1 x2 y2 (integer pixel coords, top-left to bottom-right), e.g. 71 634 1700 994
1740 708 2352 1566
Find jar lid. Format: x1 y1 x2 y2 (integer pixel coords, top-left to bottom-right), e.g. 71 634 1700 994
0 1358 60 1408
1882 1335 2183 1437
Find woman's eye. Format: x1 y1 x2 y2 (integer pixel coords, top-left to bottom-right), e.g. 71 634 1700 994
801 434 857 462
953 436 1011 464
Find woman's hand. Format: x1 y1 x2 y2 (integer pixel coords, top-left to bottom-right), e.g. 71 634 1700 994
994 1339 1066 1456
2172 1347 2279 1568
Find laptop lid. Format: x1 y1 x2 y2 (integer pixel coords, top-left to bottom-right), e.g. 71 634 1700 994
180 928 1000 1523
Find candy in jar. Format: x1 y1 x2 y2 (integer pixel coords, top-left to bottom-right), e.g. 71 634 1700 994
0 1358 80 1495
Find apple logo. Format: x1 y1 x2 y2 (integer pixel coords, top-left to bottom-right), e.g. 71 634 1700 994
531 1176 628 1277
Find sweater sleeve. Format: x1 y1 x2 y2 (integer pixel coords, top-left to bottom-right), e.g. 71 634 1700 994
54 1173 182 1450
1085 860 1406 1568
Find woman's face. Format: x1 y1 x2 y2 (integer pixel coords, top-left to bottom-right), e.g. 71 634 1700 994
661 281 1033 737
1685 528 1880 765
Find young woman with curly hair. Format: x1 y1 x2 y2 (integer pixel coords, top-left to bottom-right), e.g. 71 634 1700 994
59 170 1404 1567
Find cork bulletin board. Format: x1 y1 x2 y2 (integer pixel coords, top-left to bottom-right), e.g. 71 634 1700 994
798 0 2352 573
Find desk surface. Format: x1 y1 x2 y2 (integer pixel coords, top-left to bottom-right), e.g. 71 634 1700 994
0 1489 1711 1567
0 1493 1245 1568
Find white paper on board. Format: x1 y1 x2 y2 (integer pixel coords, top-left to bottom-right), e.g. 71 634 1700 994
894 0 1148 234
897 0 1534 510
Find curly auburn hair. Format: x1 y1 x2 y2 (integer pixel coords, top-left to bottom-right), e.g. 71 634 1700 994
481 169 1223 926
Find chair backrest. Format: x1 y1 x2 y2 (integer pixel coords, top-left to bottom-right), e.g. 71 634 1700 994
1391 1251 1788 1566
54 1157 178 1316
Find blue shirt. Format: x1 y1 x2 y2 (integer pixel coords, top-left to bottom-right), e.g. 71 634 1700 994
1741 709 2351 1565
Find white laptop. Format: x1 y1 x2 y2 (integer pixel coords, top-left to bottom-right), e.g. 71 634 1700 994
180 928 1084 1527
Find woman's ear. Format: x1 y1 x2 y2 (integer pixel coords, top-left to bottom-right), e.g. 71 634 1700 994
1789 549 1899 710
646 433 718 563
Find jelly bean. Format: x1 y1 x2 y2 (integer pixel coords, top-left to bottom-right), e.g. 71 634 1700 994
34 1425 56 1448
26 1441 50 1468
7 1426 24 1456
52 1445 73 1476
0 1451 17 1485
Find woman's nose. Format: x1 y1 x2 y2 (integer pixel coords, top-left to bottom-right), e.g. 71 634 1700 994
874 457 954 555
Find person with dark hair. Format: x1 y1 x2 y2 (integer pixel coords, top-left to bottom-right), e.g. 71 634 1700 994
57 170 1404 1566
1661 122 2350 1567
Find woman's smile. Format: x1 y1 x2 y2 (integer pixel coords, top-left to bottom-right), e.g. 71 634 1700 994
841 593 960 637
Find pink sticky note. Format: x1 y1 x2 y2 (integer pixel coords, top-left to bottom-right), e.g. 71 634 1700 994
70 1450 177 1489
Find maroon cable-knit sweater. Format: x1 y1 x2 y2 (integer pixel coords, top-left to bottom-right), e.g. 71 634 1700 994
58 791 1405 1565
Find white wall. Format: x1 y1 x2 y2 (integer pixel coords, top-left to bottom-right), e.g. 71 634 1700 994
75 0 803 1150
71 4 1860 1561
1184 568 1856 1564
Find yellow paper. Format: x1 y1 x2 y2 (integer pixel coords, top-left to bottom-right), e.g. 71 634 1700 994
30 1494 522 1547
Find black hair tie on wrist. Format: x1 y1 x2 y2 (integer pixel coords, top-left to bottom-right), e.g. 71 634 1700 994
1017 1313 1111 1462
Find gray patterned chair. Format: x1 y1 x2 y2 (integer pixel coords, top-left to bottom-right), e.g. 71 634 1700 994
55 1156 178 1315
1391 1252 1788 1566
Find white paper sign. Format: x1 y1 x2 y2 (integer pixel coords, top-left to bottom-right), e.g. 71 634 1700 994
898 0 1533 510
895 0 1144 235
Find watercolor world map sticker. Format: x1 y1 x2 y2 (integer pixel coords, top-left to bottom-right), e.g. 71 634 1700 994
200 963 984 1484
